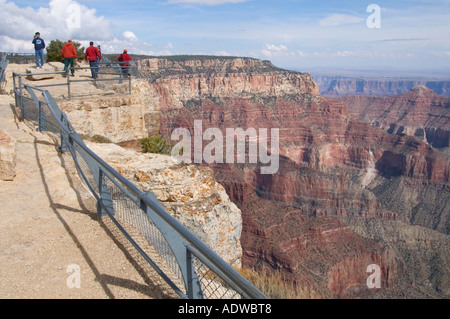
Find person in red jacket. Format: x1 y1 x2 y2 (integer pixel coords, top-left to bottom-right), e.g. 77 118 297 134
118 49 132 78
84 41 101 78
61 40 77 76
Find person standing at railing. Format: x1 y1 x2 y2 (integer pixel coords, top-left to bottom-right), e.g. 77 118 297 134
32 32 45 69
118 49 132 79
84 42 101 79
61 40 77 77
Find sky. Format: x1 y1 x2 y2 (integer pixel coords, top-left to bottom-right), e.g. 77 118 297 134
1 0 450 74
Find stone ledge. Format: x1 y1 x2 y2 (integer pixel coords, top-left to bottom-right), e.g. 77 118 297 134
25 62 64 81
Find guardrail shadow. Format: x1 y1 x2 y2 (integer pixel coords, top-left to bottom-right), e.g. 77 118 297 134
33 132 178 298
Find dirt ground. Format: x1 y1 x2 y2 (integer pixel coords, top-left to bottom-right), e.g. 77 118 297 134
0 64 179 299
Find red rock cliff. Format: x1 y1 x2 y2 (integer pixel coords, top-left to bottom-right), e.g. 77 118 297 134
138 57 449 298
340 86 450 149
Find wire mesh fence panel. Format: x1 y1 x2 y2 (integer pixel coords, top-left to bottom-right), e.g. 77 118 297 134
19 95 39 125
72 146 100 199
104 174 187 295
192 256 242 299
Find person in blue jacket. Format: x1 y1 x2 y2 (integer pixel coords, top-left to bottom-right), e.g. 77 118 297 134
32 32 45 69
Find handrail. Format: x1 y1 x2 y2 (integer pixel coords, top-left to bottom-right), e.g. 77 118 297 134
12 58 136 99
14 79 267 299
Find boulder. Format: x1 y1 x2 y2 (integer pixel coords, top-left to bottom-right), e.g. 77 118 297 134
0 130 16 181
26 65 56 80
48 61 65 72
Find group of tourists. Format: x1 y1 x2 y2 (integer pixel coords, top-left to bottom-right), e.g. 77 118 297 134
33 32 132 79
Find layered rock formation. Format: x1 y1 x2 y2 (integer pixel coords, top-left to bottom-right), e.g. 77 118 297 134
340 86 450 150
137 57 319 105
313 75 450 98
60 79 160 144
145 57 449 298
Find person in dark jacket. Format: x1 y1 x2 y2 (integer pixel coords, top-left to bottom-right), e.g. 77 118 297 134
32 32 45 69
61 40 77 76
118 49 132 78
84 41 101 78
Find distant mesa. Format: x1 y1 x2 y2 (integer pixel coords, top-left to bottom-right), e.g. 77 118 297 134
312 74 450 98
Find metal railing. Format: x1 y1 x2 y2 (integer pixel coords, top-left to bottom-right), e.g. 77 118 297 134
0 53 8 91
12 56 138 100
12 78 267 299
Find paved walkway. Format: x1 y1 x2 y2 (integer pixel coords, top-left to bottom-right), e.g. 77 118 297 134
0 93 177 299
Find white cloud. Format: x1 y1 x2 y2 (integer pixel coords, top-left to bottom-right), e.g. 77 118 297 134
265 44 288 52
0 0 114 52
122 31 138 41
262 44 289 57
318 13 365 27
0 0 169 55
215 50 231 56
86 33 156 56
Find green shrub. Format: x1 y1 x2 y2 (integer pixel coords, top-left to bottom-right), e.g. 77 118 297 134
46 39 85 63
140 136 172 154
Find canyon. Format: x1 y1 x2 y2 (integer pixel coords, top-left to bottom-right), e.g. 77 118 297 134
313 74 450 98
339 86 450 151
62 56 449 299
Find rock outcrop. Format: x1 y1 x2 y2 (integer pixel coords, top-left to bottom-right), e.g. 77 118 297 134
340 86 450 150
60 79 160 144
138 57 319 108
86 142 243 267
26 62 65 80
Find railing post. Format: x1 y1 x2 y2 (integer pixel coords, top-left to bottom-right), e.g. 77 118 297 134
37 100 42 131
129 72 132 95
66 70 71 100
186 249 203 299
58 113 71 152
97 169 115 218
18 74 24 121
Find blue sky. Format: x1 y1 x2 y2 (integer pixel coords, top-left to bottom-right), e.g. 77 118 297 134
1 0 450 73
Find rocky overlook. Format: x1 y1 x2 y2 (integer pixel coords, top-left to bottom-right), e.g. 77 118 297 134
61 56 449 298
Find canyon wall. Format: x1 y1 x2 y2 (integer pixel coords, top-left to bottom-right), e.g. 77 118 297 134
340 86 450 150
63 56 449 298
143 57 449 298
313 75 450 98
